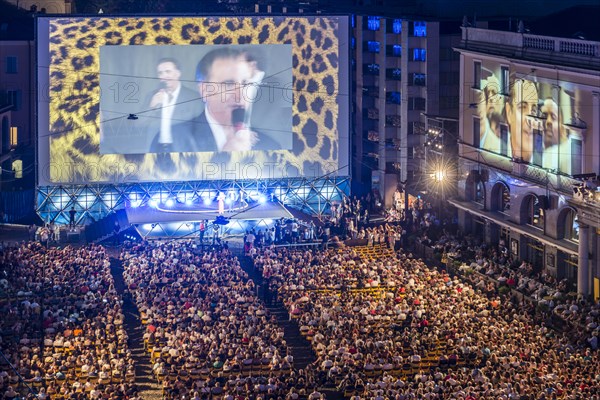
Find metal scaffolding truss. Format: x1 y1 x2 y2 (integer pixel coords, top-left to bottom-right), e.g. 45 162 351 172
36 177 351 226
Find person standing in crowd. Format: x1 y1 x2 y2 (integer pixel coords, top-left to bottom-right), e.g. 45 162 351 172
199 220 206 247
40 225 50 247
69 206 76 229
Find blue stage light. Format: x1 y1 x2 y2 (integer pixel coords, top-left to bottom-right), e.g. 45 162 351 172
165 199 175 208
259 195 267 204
148 199 158 208
203 197 212 206
185 198 193 206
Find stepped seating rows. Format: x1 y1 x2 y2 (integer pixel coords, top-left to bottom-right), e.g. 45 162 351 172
253 242 496 395
121 242 294 399
0 244 135 399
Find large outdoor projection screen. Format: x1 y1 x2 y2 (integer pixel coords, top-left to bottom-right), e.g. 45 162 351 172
37 16 350 185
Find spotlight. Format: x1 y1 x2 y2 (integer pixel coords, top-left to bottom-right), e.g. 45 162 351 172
130 200 141 208
148 199 158 208
165 199 175 208
203 197 212 206
185 198 193 206
259 195 267 204
225 197 232 205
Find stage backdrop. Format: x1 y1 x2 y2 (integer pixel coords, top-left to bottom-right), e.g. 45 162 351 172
37 16 350 184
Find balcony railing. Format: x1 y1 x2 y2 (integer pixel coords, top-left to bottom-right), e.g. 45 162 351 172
462 27 600 58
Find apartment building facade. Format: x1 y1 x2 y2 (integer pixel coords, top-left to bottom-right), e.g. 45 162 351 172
453 25 600 298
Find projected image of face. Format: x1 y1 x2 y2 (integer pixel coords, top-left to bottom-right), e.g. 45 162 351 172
194 48 284 153
158 60 181 93
541 98 562 148
478 74 507 156
484 75 502 117
201 55 252 123
506 79 538 162
192 50 255 152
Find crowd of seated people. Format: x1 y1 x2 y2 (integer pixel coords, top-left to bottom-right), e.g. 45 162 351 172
0 242 137 399
252 237 600 398
2 195 599 400
432 232 600 348
121 240 313 399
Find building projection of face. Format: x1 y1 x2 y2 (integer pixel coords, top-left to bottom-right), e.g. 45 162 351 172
476 66 589 175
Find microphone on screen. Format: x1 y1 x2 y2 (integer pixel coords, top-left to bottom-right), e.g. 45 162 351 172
232 108 247 133
156 80 168 93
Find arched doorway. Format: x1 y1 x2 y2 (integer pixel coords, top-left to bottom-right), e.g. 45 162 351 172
465 170 485 206
474 180 485 206
490 181 510 212
556 207 579 241
521 194 544 230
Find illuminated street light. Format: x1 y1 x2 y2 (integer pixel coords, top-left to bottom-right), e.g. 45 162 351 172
433 170 446 182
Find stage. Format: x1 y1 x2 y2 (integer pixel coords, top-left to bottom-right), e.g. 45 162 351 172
127 200 294 239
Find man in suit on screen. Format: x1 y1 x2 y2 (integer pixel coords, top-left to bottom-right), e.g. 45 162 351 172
147 58 201 153
183 48 283 153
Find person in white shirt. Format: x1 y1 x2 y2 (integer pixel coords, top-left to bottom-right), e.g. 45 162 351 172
148 58 201 153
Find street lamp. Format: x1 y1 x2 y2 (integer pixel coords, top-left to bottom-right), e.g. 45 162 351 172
432 169 446 183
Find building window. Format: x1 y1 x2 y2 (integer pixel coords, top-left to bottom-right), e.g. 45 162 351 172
501 66 509 95
473 117 480 148
351 14 356 28
7 90 22 111
385 115 401 127
532 129 543 166
500 124 509 156
392 19 402 34
412 73 426 86
386 68 401 80
351 37 355 49
10 127 17 147
364 63 380 75
571 138 582 175
411 48 426 61
367 16 380 31
6 56 17 74
408 97 426 111
390 44 401 57
386 91 401 105
473 61 481 89
413 21 426 36
367 41 380 53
